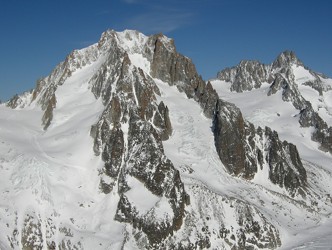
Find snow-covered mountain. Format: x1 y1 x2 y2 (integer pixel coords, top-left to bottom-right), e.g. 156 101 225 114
1 30 332 249
214 51 332 155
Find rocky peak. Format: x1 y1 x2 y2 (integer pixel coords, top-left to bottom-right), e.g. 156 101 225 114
90 29 295 246
150 33 218 118
96 29 149 54
97 29 117 51
87 30 191 246
217 60 269 92
271 50 303 70
6 91 33 109
267 71 307 110
217 51 304 94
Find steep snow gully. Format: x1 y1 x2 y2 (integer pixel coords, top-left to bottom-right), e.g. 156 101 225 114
1 30 332 249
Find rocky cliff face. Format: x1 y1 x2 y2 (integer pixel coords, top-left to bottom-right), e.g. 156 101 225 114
213 99 307 196
217 60 269 92
299 104 332 153
150 34 219 119
86 31 190 246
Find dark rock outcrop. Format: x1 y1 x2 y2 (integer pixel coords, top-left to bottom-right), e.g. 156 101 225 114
102 123 124 177
213 99 307 195
271 50 303 70
264 127 307 193
153 101 172 140
41 93 57 130
150 34 219 119
299 105 332 153
217 60 268 92
213 100 251 178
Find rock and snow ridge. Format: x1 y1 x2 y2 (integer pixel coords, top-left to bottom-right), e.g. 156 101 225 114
0 30 332 249
215 51 332 154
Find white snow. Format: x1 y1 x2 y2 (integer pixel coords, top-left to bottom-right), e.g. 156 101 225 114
116 30 149 54
126 175 160 214
128 53 151 73
117 31 152 75
152 196 174 222
292 65 316 85
280 220 332 250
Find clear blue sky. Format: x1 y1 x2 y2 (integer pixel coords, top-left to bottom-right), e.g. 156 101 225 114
1 0 331 101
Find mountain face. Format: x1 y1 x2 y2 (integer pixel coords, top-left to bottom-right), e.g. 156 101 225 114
1 31 332 249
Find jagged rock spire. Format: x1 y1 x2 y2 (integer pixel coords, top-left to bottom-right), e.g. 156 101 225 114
272 50 303 69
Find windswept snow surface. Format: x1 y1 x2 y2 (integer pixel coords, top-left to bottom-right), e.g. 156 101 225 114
279 220 332 250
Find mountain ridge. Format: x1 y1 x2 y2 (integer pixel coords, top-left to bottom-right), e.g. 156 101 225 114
216 50 332 154
1 29 332 249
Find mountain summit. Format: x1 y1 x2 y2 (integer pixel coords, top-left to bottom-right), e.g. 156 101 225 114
1 30 332 249
272 50 304 69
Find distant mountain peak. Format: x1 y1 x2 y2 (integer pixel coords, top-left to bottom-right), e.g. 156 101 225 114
216 59 268 92
272 50 303 69
215 49 332 154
